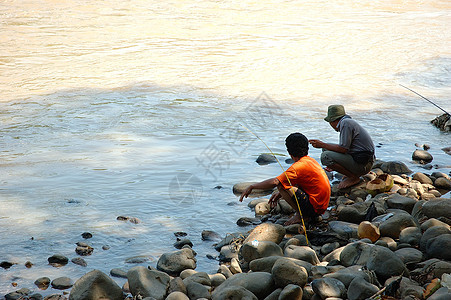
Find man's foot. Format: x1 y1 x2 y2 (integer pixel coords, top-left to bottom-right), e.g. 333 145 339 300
338 176 360 189
284 213 302 226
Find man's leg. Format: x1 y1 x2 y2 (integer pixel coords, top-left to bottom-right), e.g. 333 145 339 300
321 150 361 189
277 185 314 225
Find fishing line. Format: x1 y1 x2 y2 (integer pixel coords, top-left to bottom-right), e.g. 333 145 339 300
400 84 450 116
240 124 309 244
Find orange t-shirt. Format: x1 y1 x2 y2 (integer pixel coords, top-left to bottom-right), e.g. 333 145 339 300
276 156 331 214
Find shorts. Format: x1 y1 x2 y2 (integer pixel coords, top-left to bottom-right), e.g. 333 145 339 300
320 150 373 176
292 189 318 219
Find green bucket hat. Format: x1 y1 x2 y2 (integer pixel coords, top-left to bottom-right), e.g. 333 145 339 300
324 105 346 122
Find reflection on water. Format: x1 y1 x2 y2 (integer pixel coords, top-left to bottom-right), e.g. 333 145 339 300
0 0 450 295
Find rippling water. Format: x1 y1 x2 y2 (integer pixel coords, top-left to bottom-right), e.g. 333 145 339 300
1 0 450 295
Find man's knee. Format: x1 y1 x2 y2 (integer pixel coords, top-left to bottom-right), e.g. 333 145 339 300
320 150 335 166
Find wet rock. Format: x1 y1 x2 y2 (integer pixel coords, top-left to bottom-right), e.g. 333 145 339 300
211 286 257 300
328 221 359 239
347 277 379 300
413 172 433 185
5 289 31 300
217 265 233 279
35 277 51 290
201 230 221 241
236 217 262 226
51 277 73 290
399 226 422 246
420 226 451 251
125 255 153 264
256 153 277 165
279 284 303 300
166 291 189 300
185 281 211 299
272 258 308 288
229 258 242 274
240 241 283 262
340 242 406 281
426 234 451 260
214 232 247 251
412 150 433 164
386 194 418 214
311 277 346 299
174 239 193 249
394 247 423 266
127 266 170 300
212 272 275 299
320 242 340 255
69 269 123 300
248 198 268 209
157 248 197 276
243 223 286 245
435 177 451 190
218 245 239 262
75 242 94 256
183 272 211 287
284 245 320 265
357 221 380 242
263 288 282 300
233 182 274 196
379 212 417 239
174 231 188 237
110 268 128 278
48 254 69 267
422 199 451 219
71 257 87 267
380 161 412 175
323 265 375 288
432 171 451 180
81 232 93 239
209 274 226 287
168 277 187 294
255 202 271 216
420 218 450 231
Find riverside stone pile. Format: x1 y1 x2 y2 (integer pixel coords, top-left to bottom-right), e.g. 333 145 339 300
3 160 451 300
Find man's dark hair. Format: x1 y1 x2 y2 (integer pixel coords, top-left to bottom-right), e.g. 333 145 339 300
285 132 309 158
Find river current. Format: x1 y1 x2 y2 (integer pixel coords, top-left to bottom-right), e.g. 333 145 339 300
0 0 450 294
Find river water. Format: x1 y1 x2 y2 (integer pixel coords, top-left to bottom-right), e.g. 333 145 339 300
0 0 450 295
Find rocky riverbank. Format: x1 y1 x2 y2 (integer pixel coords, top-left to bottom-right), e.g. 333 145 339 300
3 157 451 300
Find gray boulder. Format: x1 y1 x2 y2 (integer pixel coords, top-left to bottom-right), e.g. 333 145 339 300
399 227 422 246
284 245 320 265
211 286 257 300
127 266 170 300
157 248 197 276
340 242 406 281
243 223 286 245
271 258 308 288
279 284 303 300
185 281 210 300
394 247 423 265
328 221 359 239
166 291 189 300
379 212 417 239
240 241 283 262
434 178 451 190
263 288 282 300
426 234 451 260
420 226 451 251
212 272 274 299
412 172 433 185
69 270 123 300
324 265 375 288
347 277 379 300
311 278 346 299
422 199 451 219
386 194 418 214
250 256 312 275
412 150 433 164
420 218 450 231
380 161 412 175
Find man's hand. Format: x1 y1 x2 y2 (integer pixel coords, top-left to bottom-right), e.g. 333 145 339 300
268 191 281 209
309 139 326 149
239 185 253 202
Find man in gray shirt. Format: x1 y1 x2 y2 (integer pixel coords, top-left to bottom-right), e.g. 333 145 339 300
309 105 375 189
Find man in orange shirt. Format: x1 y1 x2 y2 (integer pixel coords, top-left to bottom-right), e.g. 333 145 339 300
239 133 331 225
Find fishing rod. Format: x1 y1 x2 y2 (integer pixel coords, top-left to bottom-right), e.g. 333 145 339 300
240 124 309 245
400 84 450 116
